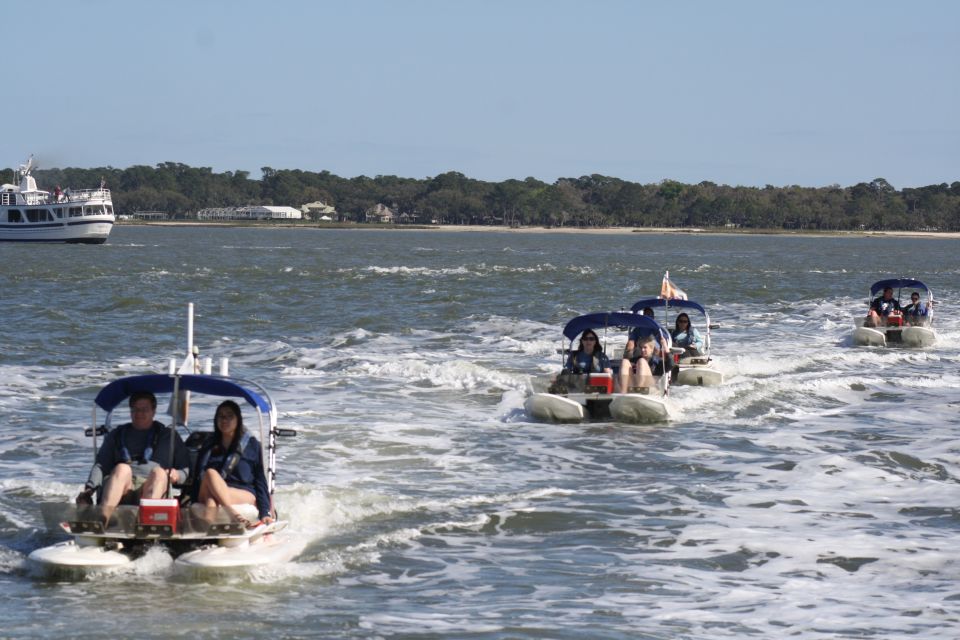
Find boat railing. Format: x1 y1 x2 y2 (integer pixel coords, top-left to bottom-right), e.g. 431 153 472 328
65 188 111 202
19 188 112 205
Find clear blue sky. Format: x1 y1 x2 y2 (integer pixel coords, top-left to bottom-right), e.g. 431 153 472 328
10 0 958 188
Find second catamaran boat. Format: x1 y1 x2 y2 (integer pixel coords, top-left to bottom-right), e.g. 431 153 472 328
630 297 723 386
852 278 936 348
525 312 674 424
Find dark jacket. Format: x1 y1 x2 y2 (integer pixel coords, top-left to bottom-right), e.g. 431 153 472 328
191 434 271 519
85 421 191 493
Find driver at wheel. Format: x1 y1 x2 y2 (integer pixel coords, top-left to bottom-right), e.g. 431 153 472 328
76 391 191 526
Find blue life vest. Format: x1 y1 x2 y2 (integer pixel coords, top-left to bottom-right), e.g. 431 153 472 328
197 431 252 480
117 422 163 464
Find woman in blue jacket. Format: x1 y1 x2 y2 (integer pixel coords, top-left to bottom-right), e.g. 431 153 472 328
671 313 704 358
192 400 273 526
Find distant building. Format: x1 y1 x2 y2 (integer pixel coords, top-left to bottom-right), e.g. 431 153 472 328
196 206 302 221
132 210 168 220
365 203 395 223
301 200 337 220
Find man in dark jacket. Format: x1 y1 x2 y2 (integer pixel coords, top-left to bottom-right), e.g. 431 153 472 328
76 391 190 523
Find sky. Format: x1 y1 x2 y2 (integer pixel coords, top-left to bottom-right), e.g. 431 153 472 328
8 0 958 189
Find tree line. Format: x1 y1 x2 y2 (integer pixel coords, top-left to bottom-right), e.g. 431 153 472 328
5 162 960 231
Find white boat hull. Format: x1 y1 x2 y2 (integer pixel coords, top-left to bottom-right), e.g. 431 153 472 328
525 393 587 423
901 326 936 347
28 540 132 570
674 365 724 386
526 391 670 424
609 394 670 423
853 325 936 348
0 219 113 243
853 326 887 347
175 532 305 570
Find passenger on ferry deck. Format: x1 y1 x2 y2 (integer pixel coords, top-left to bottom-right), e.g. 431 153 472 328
76 391 191 524
190 400 273 527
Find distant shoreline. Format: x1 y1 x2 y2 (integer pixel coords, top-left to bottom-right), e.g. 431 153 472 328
117 220 960 239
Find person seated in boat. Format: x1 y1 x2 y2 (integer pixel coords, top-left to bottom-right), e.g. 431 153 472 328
565 329 612 375
189 400 273 528
671 313 704 359
75 391 191 524
902 292 929 325
865 287 900 327
619 334 672 392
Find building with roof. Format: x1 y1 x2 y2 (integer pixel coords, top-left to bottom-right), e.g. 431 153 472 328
196 205 302 221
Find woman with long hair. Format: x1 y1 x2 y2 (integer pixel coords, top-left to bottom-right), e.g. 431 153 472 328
192 400 273 527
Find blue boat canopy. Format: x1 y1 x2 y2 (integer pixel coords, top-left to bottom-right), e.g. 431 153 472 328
563 312 669 342
629 298 708 316
95 374 272 414
870 278 931 296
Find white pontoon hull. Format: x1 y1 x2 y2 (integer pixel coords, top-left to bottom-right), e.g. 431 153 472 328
175 532 306 570
28 540 132 570
901 326 936 347
608 394 670 423
852 325 936 348
674 364 724 386
525 393 587 423
526 392 669 424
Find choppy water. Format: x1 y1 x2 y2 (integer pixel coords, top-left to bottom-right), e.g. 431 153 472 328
2 226 959 639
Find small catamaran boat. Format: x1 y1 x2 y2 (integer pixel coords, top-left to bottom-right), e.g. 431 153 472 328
29 305 303 574
525 312 673 424
1 156 115 243
630 297 723 386
852 278 936 348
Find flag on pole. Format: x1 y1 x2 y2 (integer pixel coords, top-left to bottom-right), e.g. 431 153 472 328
659 271 687 300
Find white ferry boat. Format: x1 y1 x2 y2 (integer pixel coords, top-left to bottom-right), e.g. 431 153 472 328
0 156 114 243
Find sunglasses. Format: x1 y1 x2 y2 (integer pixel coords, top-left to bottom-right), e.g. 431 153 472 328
582 336 597 341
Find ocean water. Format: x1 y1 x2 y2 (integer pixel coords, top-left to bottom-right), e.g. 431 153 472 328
1 226 959 639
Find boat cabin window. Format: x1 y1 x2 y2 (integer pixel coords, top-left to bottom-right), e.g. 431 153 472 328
84 205 104 216
1 193 13 206
26 209 54 223
54 208 64 218
69 206 83 217
8 209 23 222
105 205 113 215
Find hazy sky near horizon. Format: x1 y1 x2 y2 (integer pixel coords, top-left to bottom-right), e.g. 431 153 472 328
9 0 958 188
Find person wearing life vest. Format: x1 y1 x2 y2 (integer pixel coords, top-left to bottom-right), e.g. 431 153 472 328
76 391 191 523
865 287 900 327
902 291 929 326
671 313 704 359
190 400 273 527
566 329 612 375
619 334 672 392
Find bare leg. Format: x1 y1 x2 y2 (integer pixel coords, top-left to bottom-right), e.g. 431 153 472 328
140 466 174 499
99 463 134 525
632 359 654 390
619 358 632 393
197 468 257 525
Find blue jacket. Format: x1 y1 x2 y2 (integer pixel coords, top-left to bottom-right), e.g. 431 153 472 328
566 350 610 374
671 327 704 351
192 434 271 519
903 302 928 318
